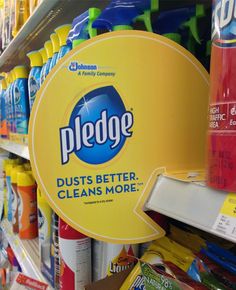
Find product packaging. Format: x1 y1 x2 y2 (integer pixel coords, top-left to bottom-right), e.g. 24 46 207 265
39 47 47 86
0 78 8 138
54 24 72 61
37 188 54 287
17 171 37 239
44 40 53 77
13 66 30 135
27 50 43 111
93 240 138 282
10 165 24 233
49 33 60 70
13 0 30 36
29 0 38 15
59 218 92 290
208 0 236 191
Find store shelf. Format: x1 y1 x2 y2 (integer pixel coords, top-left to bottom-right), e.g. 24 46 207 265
0 219 51 287
0 139 29 160
146 175 236 243
0 0 109 71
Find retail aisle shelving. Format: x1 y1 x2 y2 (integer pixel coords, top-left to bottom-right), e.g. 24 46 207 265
146 175 236 243
0 219 51 287
0 0 109 71
0 139 29 160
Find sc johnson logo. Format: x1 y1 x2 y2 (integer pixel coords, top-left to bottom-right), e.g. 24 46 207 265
59 86 134 165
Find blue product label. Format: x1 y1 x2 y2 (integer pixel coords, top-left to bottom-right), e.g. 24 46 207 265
44 58 52 79
6 176 12 221
57 45 71 62
59 85 134 165
40 64 47 86
14 78 29 134
128 275 145 289
5 87 11 132
212 0 236 47
10 82 16 133
28 67 41 111
49 53 58 71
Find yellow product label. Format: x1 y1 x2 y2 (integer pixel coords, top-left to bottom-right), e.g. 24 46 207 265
29 31 209 243
108 246 136 276
220 193 236 218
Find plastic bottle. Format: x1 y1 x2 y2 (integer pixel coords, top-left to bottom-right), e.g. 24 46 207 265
13 66 30 135
93 241 138 281
37 188 53 278
59 218 92 290
10 70 16 133
17 171 37 239
39 47 47 86
13 0 30 36
54 24 72 62
27 50 43 111
0 78 8 138
4 75 11 136
29 0 38 15
66 8 101 50
10 165 24 233
5 163 15 222
208 1 236 192
50 33 60 71
44 40 53 77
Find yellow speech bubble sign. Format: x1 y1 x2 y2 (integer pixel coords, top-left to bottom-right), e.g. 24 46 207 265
29 31 209 243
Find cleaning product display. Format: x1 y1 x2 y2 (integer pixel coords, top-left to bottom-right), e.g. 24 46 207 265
0 0 235 289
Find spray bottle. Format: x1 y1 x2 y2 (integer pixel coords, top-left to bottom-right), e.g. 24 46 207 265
27 50 43 111
208 1 236 192
92 0 158 32
10 165 24 233
39 47 47 86
49 33 60 70
13 66 30 135
0 78 8 138
93 240 138 281
44 40 53 77
59 218 91 290
54 24 72 62
67 8 101 49
17 171 37 239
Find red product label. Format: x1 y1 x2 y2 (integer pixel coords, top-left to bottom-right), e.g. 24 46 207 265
16 273 48 290
208 44 236 192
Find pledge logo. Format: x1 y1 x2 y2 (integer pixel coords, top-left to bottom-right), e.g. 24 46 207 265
59 86 134 165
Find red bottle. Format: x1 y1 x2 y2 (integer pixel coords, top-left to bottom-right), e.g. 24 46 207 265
208 0 236 192
59 218 91 290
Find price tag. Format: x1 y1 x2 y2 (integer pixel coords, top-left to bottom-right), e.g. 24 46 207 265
212 193 236 240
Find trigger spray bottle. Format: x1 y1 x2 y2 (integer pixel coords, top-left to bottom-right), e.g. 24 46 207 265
208 0 236 192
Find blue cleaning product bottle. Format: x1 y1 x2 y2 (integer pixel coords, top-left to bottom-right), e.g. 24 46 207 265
67 8 101 49
55 24 72 62
27 50 43 111
44 40 53 77
39 47 47 86
92 0 158 32
5 73 13 135
13 66 30 135
50 33 60 70
0 78 8 138
10 70 17 133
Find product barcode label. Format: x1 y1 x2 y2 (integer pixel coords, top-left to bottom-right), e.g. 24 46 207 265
212 192 236 241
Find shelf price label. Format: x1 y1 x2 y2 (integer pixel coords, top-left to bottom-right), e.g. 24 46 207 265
29 31 209 243
212 193 236 240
